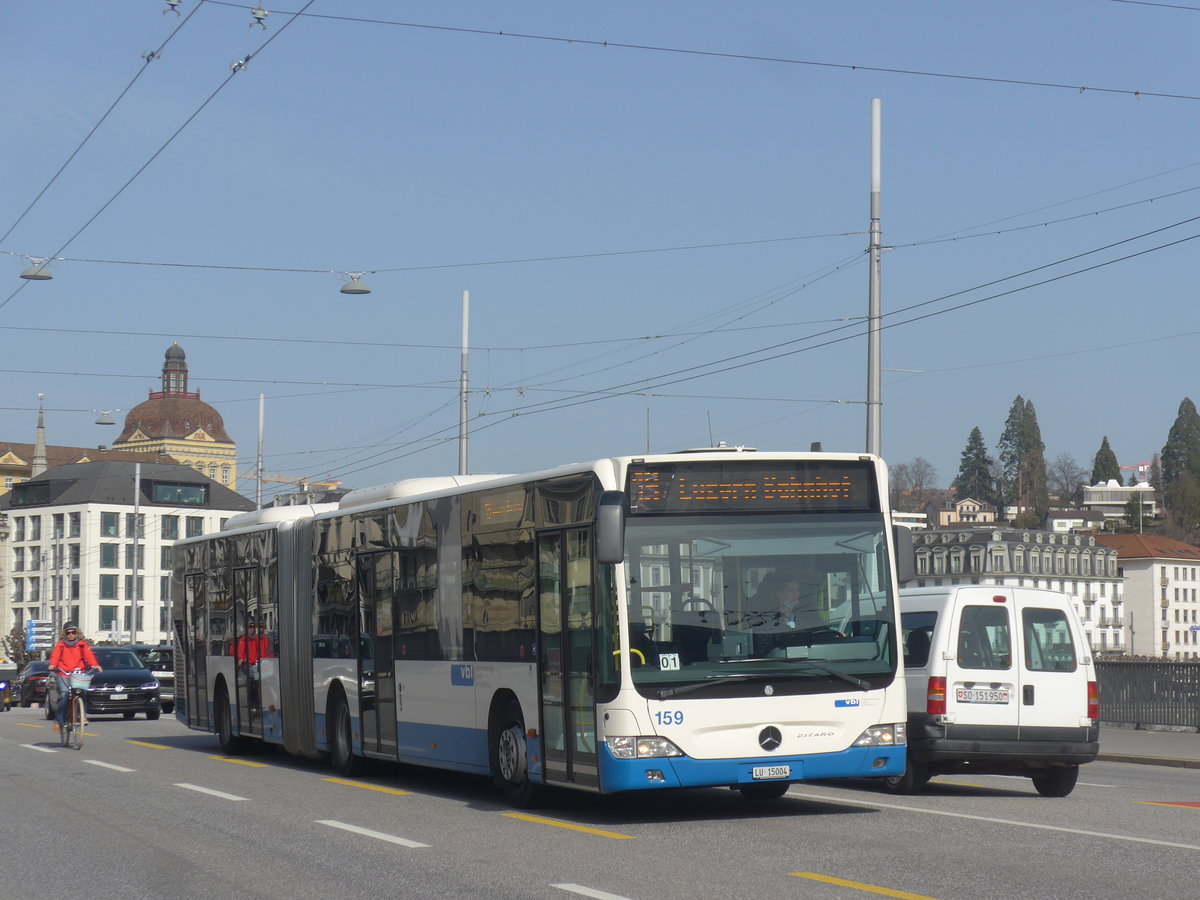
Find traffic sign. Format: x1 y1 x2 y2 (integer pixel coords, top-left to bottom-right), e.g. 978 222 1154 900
24 619 54 652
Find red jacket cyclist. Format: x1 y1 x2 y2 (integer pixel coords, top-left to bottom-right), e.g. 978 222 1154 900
48 624 102 733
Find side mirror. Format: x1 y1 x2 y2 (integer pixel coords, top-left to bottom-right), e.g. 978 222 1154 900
892 524 915 584
596 491 628 564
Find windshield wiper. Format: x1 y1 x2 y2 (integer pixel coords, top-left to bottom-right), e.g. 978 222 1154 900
656 675 753 699
791 662 871 691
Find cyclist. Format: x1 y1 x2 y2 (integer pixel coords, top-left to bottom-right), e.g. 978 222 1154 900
48 624 102 734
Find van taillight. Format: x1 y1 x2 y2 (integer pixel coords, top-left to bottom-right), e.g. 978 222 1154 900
1087 681 1099 720
927 676 947 715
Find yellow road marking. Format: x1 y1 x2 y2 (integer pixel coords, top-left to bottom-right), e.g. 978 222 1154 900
324 778 411 795
127 740 172 749
1139 800 1200 810
209 755 268 767
501 812 635 840
794 873 939 899
16 722 44 728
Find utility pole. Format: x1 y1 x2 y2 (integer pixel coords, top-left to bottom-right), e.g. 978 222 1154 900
459 290 469 476
866 99 883 457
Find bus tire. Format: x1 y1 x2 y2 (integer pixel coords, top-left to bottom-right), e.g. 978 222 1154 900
329 692 363 777
493 700 543 808
737 781 791 801
882 758 929 795
1032 765 1078 798
216 686 251 755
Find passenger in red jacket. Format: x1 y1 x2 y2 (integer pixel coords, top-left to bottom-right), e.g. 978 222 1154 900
48 624 101 733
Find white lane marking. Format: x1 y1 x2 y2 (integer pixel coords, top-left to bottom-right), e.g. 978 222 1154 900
21 744 57 754
788 789 1200 851
85 760 135 773
316 820 429 848
176 783 248 801
552 884 635 900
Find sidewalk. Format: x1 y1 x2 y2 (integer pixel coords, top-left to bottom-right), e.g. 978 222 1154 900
1098 724 1200 769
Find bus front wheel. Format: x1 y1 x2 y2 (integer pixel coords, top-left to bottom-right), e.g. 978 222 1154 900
216 688 250 755
493 701 543 808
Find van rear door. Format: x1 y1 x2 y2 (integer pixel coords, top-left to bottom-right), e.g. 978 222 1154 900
1017 601 1088 735
947 591 1017 734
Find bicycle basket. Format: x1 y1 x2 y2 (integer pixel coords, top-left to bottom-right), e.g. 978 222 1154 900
69 672 93 690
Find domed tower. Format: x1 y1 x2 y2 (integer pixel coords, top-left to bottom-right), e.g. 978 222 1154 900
113 344 238 487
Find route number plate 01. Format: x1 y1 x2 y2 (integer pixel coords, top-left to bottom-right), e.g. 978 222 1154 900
752 765 790 780
955 688 1009 704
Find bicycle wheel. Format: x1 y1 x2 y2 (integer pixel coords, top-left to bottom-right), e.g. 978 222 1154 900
70 696 86 750
58 701 70 747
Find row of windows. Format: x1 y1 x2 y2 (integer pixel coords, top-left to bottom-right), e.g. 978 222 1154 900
1170 608 1200 624
1166 566 1200 582
1172 629 1200 645
9 511 207 542
13 603 171 635
11 574 170 604
915 547 1118 577
11 544 174 572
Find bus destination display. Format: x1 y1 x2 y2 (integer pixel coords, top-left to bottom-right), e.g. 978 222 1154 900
626 460 878 514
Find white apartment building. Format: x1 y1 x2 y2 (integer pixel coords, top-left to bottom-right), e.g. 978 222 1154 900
1094 533 1200 660
2 460 254 645
909 527 1126 655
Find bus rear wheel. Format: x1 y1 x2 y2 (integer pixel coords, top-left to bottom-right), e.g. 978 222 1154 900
737 781 791 801
329 694 363 777
216 688 250 755
493 700 543 808
882 758 930 795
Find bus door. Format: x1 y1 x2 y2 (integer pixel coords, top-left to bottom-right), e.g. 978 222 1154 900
536 529 599 789
358 550 397 757
233 566 263 737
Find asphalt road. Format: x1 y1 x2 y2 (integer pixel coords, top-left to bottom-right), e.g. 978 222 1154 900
1 707 1196 900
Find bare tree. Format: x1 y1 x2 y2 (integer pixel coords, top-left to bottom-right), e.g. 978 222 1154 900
1047 452 1087 505
890 458 937 512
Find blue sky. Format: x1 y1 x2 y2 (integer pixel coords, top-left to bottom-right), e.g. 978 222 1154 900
2 1 1195 501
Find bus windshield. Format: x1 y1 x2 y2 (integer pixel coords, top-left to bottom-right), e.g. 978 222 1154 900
622 512 897 695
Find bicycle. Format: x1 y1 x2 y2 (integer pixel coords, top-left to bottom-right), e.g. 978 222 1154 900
55 669 94 750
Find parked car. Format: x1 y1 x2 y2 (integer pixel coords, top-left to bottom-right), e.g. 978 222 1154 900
130 645 175 714
45 647 160 720
14 660 51 707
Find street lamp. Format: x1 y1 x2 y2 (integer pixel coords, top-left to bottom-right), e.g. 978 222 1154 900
339 273 371 294
19 259 53 280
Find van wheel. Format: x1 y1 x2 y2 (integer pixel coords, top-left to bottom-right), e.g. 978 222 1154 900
1032 765 1078 797
882 759 930 795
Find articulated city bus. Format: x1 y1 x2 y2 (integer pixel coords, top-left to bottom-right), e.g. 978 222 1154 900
172 449 910 805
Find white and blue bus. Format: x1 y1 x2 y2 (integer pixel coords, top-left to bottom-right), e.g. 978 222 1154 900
173 449 911 805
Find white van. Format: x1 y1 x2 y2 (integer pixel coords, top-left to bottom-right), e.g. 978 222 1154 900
890 585 1099 796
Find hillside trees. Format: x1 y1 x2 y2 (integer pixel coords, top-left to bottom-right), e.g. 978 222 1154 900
1162 398 1200 531
1091 436 1121 485
953 427 995 504
997 395 1049 526
1048 452 1086 505
891 457 938 512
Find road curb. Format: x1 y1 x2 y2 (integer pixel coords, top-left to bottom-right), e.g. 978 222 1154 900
1097 753 1200 770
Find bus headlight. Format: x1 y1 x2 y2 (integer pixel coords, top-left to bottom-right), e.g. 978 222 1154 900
608 736 685 759
852 723 906 747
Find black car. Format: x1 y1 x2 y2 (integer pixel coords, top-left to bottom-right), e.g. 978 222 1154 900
14 660 51 707
130 645 175 714
46 648 160 720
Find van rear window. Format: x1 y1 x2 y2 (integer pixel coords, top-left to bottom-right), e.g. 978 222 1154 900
957 606 1012 670
1023 607 1077 672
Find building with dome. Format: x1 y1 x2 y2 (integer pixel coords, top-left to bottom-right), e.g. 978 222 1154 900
113 343 238 487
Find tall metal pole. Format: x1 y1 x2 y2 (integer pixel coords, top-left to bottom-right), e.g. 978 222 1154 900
866 99 883 457
458 290 469 476
132 462 141 642
256 393 264 509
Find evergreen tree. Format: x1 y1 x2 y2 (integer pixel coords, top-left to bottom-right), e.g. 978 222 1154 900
1149 454 1163 492
952 427 994 504
1162 398 1200 489
1090 436 1121 485
997 396 1048 525
1122 492 1150 532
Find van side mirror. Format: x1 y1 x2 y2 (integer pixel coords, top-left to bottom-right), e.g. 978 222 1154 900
892 524 915 584
596 490 628 564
